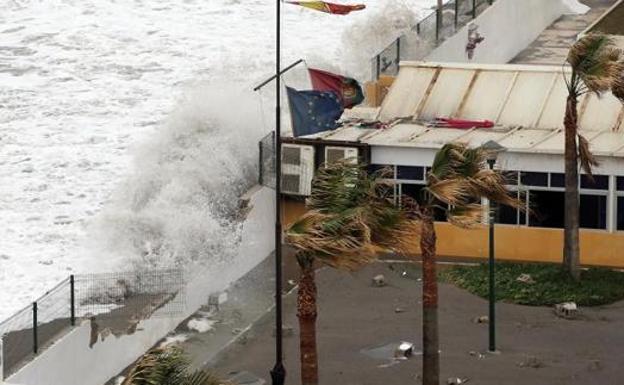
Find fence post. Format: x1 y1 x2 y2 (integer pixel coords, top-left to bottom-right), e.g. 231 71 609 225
395 38 401 73
32 302 38 354
472 0 476 18
375 54 381 79
454 0 459 29
258 140 264 185
436 7 441 41
70 275 76 326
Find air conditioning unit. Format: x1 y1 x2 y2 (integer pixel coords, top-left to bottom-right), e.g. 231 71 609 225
281 144 315 196
324 146 358 165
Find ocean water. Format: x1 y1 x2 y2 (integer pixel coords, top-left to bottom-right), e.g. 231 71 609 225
0 0 434 320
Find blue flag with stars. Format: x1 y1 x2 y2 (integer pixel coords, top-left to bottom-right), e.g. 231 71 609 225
286 87 343 137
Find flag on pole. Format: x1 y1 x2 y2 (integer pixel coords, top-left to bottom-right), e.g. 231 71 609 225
308 68 364 109
285 1 366 15
286 87 343 137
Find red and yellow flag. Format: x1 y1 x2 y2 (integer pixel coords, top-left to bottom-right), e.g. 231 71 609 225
285 1 366 15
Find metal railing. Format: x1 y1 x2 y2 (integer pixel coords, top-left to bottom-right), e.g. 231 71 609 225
372 0 494 79
0 269 184 379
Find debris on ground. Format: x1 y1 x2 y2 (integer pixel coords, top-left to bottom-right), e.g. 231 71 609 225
517 355 545 369
208 291 228 311
372 274 387 287
554 302 579 319
227 370 266 385
516 273 535 284
473 315 489 324
587 359 602 372
447 377 470 384
395 307 405 313
468 350 485 359
394 341 414 359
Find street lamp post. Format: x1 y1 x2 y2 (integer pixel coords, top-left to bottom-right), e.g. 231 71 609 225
270 0 286 384
482 140 506 353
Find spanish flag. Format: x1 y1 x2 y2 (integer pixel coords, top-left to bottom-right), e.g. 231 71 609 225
285 1 366 15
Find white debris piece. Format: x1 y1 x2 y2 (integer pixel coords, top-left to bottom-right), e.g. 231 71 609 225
555 302 579 319
187 318 216 333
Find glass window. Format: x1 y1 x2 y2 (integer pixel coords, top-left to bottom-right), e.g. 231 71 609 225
401 183 425 204
497 191 526 225
617 177 624 192
502 171 519 186
521 172 548 187
618 197 624 231
397 166 424 181
580 195 607 229
580 175 608 190
550 173 565 188
529 190 565 228
368 164 394 178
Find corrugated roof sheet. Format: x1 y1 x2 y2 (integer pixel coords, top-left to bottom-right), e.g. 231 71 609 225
298 62 624 158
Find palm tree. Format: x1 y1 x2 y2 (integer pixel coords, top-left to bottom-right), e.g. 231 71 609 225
285 161 418 385
122 347 230 385
416 143 522 385
563 33 624 280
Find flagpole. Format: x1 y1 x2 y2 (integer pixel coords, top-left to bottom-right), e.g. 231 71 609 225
270 0 286 383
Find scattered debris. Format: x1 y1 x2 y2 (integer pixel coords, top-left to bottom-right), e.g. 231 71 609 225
468 350 485 359
447 377 470 384
554 302 579 319
516 273 535 284
287 279 297 286
232 328 243 335
587 359 602 372
187 318 216 333
273 324 294 337
395 307 405 313
208 291 228 311
394 341 414 359
159 334 189 348
517 355 545 369
372 274 387 287
473 315 489 324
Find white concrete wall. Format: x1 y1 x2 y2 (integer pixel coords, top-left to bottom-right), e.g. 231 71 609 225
426 0 568 64
7 186 275 385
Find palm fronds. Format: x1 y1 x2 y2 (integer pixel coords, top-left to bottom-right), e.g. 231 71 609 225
286 160 419 270
426 143 523 228
578 134 600 176
122 347 231 385
566 33 624 99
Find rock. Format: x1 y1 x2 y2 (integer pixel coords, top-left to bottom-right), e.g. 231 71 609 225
394 341 414 358
447 377 470 384
554 302 579 319
372 274 387 287
516 273 535 284
473 315 489 324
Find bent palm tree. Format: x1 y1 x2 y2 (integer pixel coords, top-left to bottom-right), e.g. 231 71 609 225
286 161 418 385
417 143 522 385
122 346 230 385
563 33 624 280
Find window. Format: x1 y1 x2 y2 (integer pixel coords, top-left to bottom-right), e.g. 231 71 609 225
580 175 608 190
529 191 565 228
397 166 424 181
368 164 394 178
521 172 548 187
617 177 624 191
401 183 425 204
618 197 624 231
579 195 607 229
497 191 527 225
550 173 565 188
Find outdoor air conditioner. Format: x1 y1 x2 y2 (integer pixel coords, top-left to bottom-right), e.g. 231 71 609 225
324 146 359 165
281 144 315 196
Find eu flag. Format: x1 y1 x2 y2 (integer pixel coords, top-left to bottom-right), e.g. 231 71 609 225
286 87 343 137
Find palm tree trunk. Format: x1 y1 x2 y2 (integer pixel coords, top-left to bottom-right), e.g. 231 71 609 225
421 211 439 385
563 95 581 281
297 264 319 385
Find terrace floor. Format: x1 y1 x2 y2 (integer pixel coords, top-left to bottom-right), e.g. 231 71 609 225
511 0 618 65
210 262 624 385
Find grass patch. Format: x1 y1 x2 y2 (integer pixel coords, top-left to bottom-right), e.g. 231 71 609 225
440 262 624 306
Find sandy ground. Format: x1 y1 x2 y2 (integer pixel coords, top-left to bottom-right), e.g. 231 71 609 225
210 262 624 385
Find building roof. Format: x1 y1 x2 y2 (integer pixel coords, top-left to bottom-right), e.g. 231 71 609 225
294 62 624 158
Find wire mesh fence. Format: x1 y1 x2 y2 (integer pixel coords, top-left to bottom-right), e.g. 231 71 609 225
371 0 495 79
0 268 184 379
259 131 276 189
